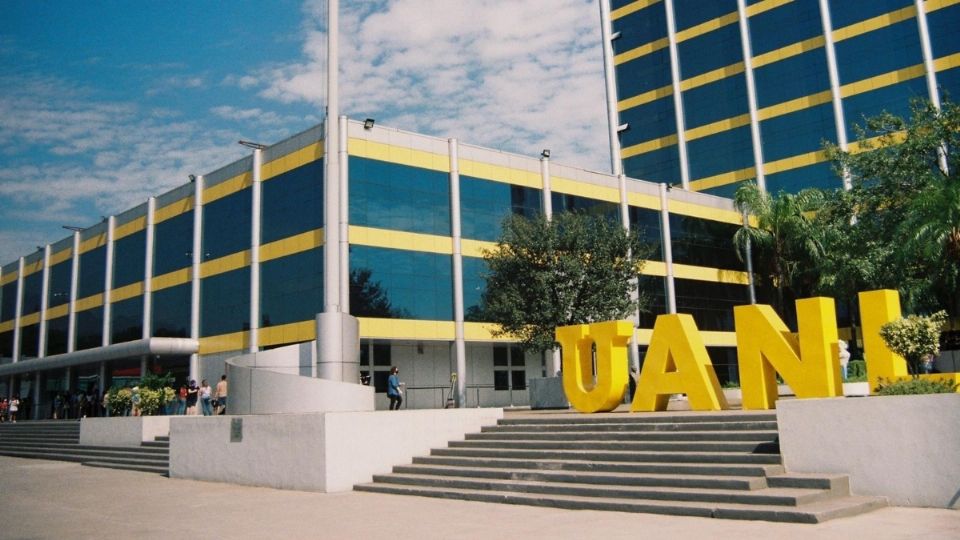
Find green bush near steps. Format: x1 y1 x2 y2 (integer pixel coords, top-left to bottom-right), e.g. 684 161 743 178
874 377 958 396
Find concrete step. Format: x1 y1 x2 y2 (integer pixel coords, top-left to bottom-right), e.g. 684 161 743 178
353 483 886 524
483 421 779 433
467 430 779 442
497 413 777 426
449 439 780 454
0 435 80 443
0 442 169 455
141 441 170 449
392 463 770 490
431 447 783 465
0 448 168 467
767 473 850 492
0 445 168 461
83 460 169 475
412 455 786 477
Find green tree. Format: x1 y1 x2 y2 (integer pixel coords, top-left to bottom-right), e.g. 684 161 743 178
733 182 824 318
481 212 651 352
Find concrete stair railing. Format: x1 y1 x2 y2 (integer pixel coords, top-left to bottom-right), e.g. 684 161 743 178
0 421 169 475
354 411 886 524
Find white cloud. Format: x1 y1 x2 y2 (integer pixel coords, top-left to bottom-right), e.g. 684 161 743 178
260 0 611 172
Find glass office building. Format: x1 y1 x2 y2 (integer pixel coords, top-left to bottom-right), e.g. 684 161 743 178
0 119 753 417
607 0 960 197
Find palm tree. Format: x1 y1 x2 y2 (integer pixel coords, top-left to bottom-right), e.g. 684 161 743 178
733 182 824 318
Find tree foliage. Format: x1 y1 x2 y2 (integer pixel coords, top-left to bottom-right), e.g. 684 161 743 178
481 212 651 352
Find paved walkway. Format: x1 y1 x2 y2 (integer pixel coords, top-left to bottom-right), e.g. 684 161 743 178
0 456 956 540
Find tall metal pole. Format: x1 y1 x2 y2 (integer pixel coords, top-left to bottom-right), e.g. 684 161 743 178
599 0 623 176
449 138 467 407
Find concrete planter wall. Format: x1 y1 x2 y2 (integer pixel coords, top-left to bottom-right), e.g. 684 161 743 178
80 417 170 447
777 393 960 508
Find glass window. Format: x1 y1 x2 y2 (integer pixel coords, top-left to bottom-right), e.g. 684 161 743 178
350 246 453 321
615 47 673 100
619 95 677 147
686 125 755 181
203 188 252 261
748 0 823 56
78 246 106 299
842 79 928 141
611 1 667 55
48 260 72 309
669 214 743 270
152 284 191 338
462 256 487 322
76 307 103 351
261 159 323 244
928 4 960 59
551 193 620 220
834 20 921 85
759 103 836 162
21 271 42 316
677 23 742 80
0 331 13 359
628 205 663 261
829 0 911 29
764 162 842 193
201 267 251 337
637 275 668 328
350 157 451 237
675 279 750 331
46 316 69 356
153 210 194 277
460 176 542 242
623 145 682 186
20 323 39 358
682 74 748 130
260 248 323 328
674 0 736 32
753 49 830 109
113 230 145 289
111 296 144 344
1 282 16 322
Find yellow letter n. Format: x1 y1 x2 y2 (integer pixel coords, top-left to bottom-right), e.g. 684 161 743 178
735 298 843 410
556 320 632 413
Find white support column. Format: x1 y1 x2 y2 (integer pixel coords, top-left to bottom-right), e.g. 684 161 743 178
659 184 677 314
540 155 553 219
102 216 116 348
742 211 757 304
449 138 467 408
819 0 852 190
599 0 624 176
38 246 51 358
12 257 24 362
68 232 80 354
737 0 766 192
190 177 204 382
141 198 156 386
249 151 263 353
338 115 350 311
618 174 641 372
914 0 949 174
664 0 691 189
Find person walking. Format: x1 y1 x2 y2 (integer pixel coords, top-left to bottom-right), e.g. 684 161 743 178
0 398 7 423
186 380 199 415
200 379 213 416
9 395 20 423
387 367 403 411
176 385 187 415
215 375 228 415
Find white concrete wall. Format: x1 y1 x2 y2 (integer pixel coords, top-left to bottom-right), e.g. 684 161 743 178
777 394 960 508
80 417 170 446
169 408 503 492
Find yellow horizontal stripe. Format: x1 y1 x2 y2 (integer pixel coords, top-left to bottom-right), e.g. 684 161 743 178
614 37 669 66
0 320 13 333
154 197 194 224
203 172 252 205
262 141 324 182
611 0 661 20
110 282 144 303
757 90 833 121
45 304 69 321
114 216 147 241
75 293 104 313
258 320 316 348
458 159 542 190
621 134 678 158
463 322 513 341
78 232 108 255
461 238 496 258
840 63 925 98
669 198 745 225
200 251 250 279
641 260 667 277
745 0 792 18
151 268 192 292
21 312 40 326
675 11 739 43
752 35 825 69
358 317 456 341
199 331 249 355
618 84 673 111
350 226 453 255
832 5 916 43
685 114 751 142
551 177 621 204
50 248 73 266
688 166 756 192
626 192 662 211
764 149 828 175
0 272 17 286
926 0 960 13
847 131 907 154
260 229 324 263
680 62 745 92
349 138 449 173
933 51 960 72
22 259 44 278
673 264 750 285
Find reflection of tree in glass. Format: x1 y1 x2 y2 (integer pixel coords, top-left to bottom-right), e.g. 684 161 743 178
350 268 409 318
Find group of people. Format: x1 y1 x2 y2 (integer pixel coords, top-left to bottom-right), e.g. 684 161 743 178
52 388 102 419
171 376 228 416
0 396 20 423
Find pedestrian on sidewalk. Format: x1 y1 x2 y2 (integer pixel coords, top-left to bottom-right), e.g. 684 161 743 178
387 367 403 411
215 375 228 415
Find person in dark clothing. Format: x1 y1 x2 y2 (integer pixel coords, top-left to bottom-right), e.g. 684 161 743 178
387 367 403 410
186 380 200 415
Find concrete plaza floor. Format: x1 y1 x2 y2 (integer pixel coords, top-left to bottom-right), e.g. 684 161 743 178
0 456 956 540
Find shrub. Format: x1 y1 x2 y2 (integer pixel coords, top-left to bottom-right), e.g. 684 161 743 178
879 311 948 375
875 377 958 395
108 387 132 416
138 388 163 415
846 359 867 382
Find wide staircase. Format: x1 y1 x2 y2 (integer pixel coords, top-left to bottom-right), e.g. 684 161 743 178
355 411 886 523
0 420 169 475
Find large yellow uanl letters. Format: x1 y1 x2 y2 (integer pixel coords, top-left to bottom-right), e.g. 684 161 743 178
735 297 843 410
631 314 729 412
556 320 632 413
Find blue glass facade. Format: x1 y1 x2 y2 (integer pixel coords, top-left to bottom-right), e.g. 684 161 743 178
350 246 452 321
350 157 451 236
261 160 323 244
260 248 323 328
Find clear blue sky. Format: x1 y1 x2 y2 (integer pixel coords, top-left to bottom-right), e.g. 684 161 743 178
0 0 608 265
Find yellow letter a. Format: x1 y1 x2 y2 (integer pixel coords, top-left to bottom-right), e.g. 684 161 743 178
631 314 728 412
556 320 631 413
